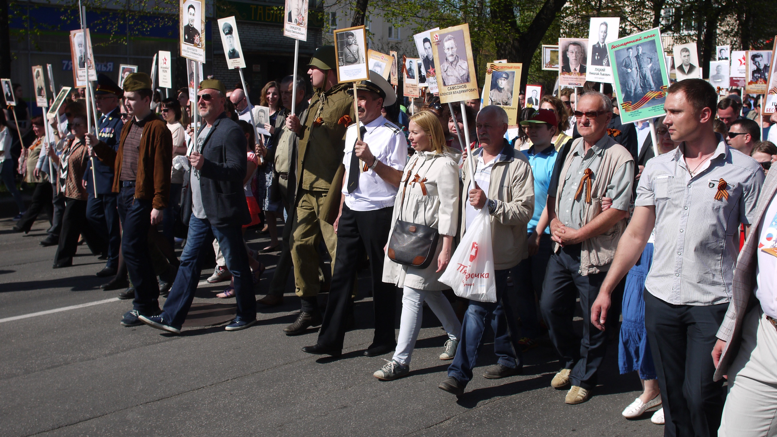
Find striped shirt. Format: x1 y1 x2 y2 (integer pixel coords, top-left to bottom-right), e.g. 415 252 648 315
636 135 764 306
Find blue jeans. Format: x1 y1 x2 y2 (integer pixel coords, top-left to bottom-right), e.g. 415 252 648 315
447 269 523 384
161 214 256 328
1 158 25 214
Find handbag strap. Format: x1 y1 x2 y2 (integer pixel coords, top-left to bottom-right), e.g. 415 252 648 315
397 154 434 222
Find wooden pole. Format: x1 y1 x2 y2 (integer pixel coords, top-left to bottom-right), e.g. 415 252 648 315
460 101 476 184
447 102 465 151
9 106 26 151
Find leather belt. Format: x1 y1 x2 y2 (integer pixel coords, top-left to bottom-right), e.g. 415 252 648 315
278 172 288 180
121 181 136 188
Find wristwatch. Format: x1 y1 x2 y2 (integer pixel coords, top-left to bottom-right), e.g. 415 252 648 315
369 157 379 170
487 199 496 214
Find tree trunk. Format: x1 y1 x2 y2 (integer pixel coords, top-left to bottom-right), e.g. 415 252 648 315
0 0 11 78
350 0 369 27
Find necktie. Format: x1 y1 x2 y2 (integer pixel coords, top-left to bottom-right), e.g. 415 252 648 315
347 126 368 193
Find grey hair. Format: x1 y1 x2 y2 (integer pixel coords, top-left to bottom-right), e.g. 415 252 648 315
479 105 509 125
581 90 612 113
281 75 307 93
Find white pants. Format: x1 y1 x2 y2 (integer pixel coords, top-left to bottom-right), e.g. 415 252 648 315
393 286 461 366
719 307 777 436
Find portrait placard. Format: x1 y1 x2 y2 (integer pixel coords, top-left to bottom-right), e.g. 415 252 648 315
586 17 620 83
32 66 47 108
47 86 72 117
158 51 172 89
46 64 56 95
542 45 559 71
403 57 420 98
186 59 204 102
709 61 730 89
217 17 246 69
413 28 439 94
482 63 522 125
334 26 369 83
673 43 701 81
254 106 272 135
180 0 206 63
745 50 771 95
1 79 16 107
368 50 393 81
283 0 309 41
69 29 97 87
389 51 398 85
717 45 730 61
559 38 588 87
524 85 543 109
608 28 669 124
764 39 777 114
431 23 479 103
118 65 138 88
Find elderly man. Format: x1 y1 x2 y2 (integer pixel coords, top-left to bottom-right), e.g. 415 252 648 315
284 46 355 335
440 35 470 86
88 73 172 327
592 79 763 436
717 98 742 130
139 79 257 333
438 105 535 397
540 91 634 405
727 118 760 156
303 71 407 358
591 22 609 67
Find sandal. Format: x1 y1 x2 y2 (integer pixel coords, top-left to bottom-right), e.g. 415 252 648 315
216 286 235 299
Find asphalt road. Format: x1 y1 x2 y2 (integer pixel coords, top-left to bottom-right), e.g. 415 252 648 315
0 214 662 437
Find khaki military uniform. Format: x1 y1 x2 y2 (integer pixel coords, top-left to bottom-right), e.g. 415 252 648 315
291 82 355 297
440 56 470 86
489 87 512 106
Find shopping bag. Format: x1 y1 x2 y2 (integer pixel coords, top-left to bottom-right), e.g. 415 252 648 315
439 208 497 303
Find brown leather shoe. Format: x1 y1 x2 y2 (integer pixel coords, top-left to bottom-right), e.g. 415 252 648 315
257 294 284 307
283 310 322 336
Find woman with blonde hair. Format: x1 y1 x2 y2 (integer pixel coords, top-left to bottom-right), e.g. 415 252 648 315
374 110 462 381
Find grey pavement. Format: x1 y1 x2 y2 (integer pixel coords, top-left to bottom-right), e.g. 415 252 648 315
0 215 662 436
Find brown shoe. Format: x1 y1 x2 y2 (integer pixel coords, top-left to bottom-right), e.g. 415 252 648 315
257 294 284 307
565 386 591 405
551 368 571 389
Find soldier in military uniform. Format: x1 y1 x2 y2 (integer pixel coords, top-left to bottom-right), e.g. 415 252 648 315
440 34 470 86
342 32 362 65
489 72 512 106
751 53 769 83
84 74 124 279
222 22 240 60
183 4 201 46
283 46 356 335
590 22 609 67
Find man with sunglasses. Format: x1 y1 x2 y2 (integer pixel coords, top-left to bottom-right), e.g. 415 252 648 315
139 79 257 333
541 91 634 405
727 118 760 156
83 74 124 280
87 72 172 327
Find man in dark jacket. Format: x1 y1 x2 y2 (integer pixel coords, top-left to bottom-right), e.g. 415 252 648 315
139 79 257 333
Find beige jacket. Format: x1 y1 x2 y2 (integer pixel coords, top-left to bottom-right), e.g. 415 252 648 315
382 150 460 290
461 142 535 271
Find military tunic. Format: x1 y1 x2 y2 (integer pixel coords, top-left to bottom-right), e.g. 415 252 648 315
489 87 512 106
440 56 470 86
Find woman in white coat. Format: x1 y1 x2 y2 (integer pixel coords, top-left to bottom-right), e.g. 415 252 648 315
374 110 462 381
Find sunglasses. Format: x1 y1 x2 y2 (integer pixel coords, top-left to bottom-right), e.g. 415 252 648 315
761 161 772 170
727 132 747 138
573 110 608 118
198 94 214 102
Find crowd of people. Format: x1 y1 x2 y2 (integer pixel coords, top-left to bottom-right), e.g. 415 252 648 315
3 44 777 437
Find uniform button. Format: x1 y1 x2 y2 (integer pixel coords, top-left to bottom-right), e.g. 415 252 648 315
684 206 688 210
677 252 681 256
675 273 679 277
679 229 684 233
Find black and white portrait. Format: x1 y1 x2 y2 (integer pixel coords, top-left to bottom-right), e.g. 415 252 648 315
673 43 701 80
338 31 363 66
750 51 771 83
590 21 611 67
32 66 47 107
488 71 514 106
390 51 398 85
218 17 246 69
561 40 587 74
255 106 269 126
183 2 201 46
2 79 15 106
334 26 369 82
615 41 665 105
525 85 542 108
717 45 729 61
709 61 730 87
406 59 416 81
437 31 470 86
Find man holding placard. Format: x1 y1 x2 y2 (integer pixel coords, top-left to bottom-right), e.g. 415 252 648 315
284 46 355 335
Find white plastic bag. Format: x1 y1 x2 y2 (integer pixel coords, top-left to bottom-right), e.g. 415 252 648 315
439 208 497 303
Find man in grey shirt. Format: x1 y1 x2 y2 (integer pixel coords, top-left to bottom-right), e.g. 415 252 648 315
541 91 635 405
591 79 763 436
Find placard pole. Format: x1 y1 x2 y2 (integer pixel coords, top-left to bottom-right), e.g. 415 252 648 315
291 39 300 116
9 106 26 153
190 62 199 157
460 101 476 185
447 102 465 152
648 118 660 159
238 68 260 149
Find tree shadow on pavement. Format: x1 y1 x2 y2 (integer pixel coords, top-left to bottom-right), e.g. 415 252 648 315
0 275 104 293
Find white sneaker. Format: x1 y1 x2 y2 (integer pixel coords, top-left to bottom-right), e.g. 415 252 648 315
651 408 665 425
622 396 662 419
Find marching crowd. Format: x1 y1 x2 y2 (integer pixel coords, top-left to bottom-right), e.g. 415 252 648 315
3 45 777 437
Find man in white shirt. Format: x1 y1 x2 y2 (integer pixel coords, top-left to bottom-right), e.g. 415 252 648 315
303 71 407 357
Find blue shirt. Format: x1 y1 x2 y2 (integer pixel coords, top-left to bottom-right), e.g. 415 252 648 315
525 143 558 234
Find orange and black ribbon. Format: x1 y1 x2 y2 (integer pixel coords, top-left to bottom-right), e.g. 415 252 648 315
714 178 729 201
574 168 593 203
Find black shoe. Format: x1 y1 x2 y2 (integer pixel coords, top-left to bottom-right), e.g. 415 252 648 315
98 253 108 260
363 343 396 357
118 287 135 300
158 264 178 298
12 225 25 233
40 236 58 246
53 259 73 268
95 267 117 278
283 310 323 336
483 364 523 379
102 278 129 291
438 376 466 397
301 344 342 357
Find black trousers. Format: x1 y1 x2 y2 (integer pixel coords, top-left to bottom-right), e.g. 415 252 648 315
644 291 727 437
16 182 53 233
117 186 160 314
49 193 66 237
540 244 609 390
317 205 396 350
54 198 104 265
86 192 121 269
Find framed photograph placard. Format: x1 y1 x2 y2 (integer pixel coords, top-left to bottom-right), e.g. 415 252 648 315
586 17 620 83
118 65 138 88
559 38 588 87
217 17 246 69
283 0 309 41
414 28 439 94
32 66 47 108
368 49 393 81
673 42 702 81
47 86 72 118
334 26 369 83
403 57 419 98
608 27 669 124
2 79 16 107
431 23 479 103
524 84 543 109
482 63 522 126
180 0 206 63
764 38 777 114
389 51 398 86
745 49 772 95
542 45 559 71
717 45 730 61
709 60 730 89
69 29 97 87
